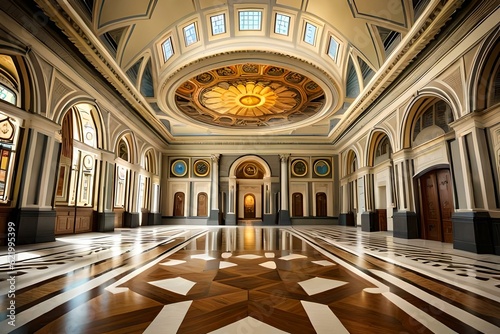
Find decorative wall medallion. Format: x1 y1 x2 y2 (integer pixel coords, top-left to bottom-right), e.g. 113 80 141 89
243 163 258 177
314 159 330 177
83 155 93 170
0 118 14 142
291 159 308 177
194 159 210 177
171 159 187 177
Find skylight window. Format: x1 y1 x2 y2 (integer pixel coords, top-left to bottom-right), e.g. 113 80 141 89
304 22 317 45
327 36 339 61
183 23 198 46
275 13 290 35
210 14 226 35
239 11 262 31
162 37 174 62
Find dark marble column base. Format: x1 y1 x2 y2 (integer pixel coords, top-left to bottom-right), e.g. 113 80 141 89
225 213 236 225
262 214 276 225
452 211 494 254
207 209 220 225
339 212 355 226
361 211 378 232
393 211 419 239
15 209 56 244
278 210 291 225
96 212 115 232
124 212 140 228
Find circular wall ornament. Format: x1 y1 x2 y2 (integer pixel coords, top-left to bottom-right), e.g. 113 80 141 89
171 159 187 177
291 159 308 177
314 159 330 176
194 159 210 177
243 163 258 177
83 155 93 170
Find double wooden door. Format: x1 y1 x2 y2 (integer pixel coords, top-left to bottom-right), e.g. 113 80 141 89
419 169 454 242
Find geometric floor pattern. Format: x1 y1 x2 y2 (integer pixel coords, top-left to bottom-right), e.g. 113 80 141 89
0 225 499 333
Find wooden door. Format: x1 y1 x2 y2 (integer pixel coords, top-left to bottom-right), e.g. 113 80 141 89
173 192 185 216
244 194 255 218
419 169 454 242
420 172 442 241
197 192 208 216
316 192 327 217
437 169 454 243
292 192 303 217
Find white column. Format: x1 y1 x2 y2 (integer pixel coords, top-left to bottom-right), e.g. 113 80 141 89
279 154 290 211
211 154 220 210
228 176 236 213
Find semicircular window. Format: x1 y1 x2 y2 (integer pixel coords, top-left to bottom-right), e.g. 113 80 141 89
412 100 453 147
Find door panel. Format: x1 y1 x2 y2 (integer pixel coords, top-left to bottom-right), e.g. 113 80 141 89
316 192 327 217
173 192 185 216
437 170 454 243
292 193 303 217
244 194 255 219
420 172 442 241
419 169 454 243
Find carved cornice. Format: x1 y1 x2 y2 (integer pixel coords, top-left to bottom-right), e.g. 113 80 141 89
162 49 339 92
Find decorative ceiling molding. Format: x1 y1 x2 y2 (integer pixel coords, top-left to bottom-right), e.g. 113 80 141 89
174 63 325 129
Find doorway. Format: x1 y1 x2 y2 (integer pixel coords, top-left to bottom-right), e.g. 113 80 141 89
244 194 256 219
316 192 327 217
419 169 454 242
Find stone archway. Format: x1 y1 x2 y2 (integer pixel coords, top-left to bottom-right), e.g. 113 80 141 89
227 155 272 224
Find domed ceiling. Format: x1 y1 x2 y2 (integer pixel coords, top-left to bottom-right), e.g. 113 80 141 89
34 0 463 144
175 64 325 128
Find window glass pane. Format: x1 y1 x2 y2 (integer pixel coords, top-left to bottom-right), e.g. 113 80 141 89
275 13 290 35
304 22 317 45
239 11 262 31
0 84 16 105
210 14 226 35
183 23 198 46
327 36 339 60
162 37 174 61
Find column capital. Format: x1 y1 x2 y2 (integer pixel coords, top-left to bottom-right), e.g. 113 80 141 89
211 154 220 163
279 154 290 163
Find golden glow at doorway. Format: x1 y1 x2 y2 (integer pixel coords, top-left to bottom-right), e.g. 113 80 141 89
202 82 297 117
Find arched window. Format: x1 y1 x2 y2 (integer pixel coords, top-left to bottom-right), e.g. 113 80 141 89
55 103 101 206
0 83 16 105
118 139 129 161
0 114 18 201
346 150 357 175
412 99 453 147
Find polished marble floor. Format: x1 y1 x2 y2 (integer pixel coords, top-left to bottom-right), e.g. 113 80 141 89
0 225 499 333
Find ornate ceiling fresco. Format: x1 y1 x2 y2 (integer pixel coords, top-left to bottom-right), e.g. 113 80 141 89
33 0 466 143
175 64 325 128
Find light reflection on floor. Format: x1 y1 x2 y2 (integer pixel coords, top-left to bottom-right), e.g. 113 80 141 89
0 225 499 333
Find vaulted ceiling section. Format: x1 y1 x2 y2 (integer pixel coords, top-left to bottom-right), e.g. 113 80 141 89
34 0 464 143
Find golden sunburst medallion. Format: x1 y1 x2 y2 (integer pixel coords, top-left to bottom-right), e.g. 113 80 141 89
174 64 325 128
202 81 297 117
